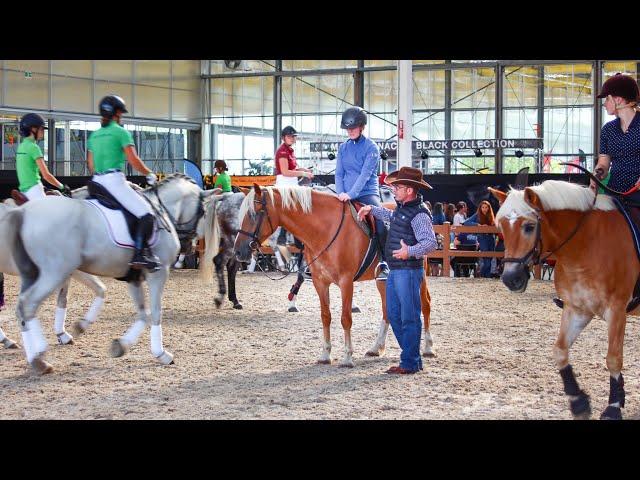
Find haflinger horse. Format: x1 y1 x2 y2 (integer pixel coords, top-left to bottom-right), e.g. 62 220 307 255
0 193 107 350
233 184 433 367
491 180 639 420
4 173 217 374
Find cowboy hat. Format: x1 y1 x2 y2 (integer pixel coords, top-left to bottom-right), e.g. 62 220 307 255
386 166 432 190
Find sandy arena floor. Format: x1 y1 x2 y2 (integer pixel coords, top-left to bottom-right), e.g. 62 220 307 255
1 269 639 420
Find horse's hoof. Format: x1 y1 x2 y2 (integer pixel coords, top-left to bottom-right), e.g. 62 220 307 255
339 361 355 368
233 303 243 310
110 339 127 358
57 333 74 346
156 351 174 365
71 321 87 337
351 306 361 313
317 359 332 365
600 405 623 420
365 350 380 357
31 355 53 375
214 299 222 309
288 306 300 313
2 338 20 349
570 393 592 420
422 352 436 358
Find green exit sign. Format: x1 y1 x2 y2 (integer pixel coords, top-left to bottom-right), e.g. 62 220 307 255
24 71 32 79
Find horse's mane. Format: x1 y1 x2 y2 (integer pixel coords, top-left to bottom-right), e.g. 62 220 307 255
155 173 197 188
239 186 313 221
496 180 617 222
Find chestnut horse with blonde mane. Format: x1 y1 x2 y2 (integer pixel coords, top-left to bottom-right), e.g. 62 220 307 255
232 184 434 367
491 180 640 420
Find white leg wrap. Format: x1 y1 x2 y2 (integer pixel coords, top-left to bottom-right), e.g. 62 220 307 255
150 324 164 358
54 307 67 335
85 297 104 324
121 320 146 347
376 318 389 347
21 331 35 362
0 328 6 342
274 250 285 268
28 319 48 356
247 256 256 272
178 253 186 262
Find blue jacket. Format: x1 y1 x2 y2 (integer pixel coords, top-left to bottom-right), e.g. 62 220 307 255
462 213 495 251
335 135 380 200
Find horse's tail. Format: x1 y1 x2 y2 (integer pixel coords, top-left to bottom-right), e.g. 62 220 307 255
5 209 39 289
200 196 221 283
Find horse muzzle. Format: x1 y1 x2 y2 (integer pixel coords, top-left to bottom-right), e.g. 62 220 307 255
234 240 253 263
501 264 530 293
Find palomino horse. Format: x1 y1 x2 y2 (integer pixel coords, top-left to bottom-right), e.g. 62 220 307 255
492 180 639 420
0 198 106 350
232 185 434 367
5 173 217 374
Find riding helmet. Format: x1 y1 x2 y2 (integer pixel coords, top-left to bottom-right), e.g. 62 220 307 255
281 126 298 137
340 107 367 129
214 159 228 171
99 95 129 118
19 113 47 137
597 73 640 102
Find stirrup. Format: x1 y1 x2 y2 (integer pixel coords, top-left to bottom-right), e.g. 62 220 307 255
375 262 389 281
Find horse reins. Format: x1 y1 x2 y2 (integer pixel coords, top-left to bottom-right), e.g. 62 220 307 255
148 184 206 242
237 191 347 280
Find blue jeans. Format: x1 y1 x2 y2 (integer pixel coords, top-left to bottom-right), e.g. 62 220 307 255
386 268 424 372
355 193 387 262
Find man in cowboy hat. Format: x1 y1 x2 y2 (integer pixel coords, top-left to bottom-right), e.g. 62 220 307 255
359 166 438 374
214 160 232 192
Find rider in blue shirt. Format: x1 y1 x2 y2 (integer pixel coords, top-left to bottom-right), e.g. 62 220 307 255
335 107 389 280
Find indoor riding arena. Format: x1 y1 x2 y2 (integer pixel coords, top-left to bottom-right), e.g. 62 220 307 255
1 60 639 421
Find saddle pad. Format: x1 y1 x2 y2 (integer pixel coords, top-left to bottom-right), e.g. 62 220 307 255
612 197 640 263
348 202 374 237
85 199 158 250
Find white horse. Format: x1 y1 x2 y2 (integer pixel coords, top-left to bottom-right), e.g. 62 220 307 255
0 196 106 350
4 173 217 374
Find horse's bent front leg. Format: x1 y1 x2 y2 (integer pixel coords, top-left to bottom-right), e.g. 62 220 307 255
338 280 355 367
554 306 593 419
601 306 627 420
366 280 389 357
313 278 332 364
420 274 435 357
111 280 147 358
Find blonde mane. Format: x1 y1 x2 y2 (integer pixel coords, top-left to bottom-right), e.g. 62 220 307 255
496 180 617 223
238 186 313 222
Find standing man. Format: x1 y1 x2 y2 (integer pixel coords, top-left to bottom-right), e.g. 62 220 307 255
336 107 389 280
214 160 232 192
16 113 71 200
358 167 438 374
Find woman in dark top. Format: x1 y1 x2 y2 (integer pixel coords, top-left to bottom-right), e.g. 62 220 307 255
593 73 640 202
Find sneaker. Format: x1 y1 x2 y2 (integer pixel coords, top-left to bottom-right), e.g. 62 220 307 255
386 366 418 375
375 262 389 281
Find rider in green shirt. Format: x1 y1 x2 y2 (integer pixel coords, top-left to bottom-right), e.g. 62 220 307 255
214 160 232 192
87 95 160 271
16 113 70 200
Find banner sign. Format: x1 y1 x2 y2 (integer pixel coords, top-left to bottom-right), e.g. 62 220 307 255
310 138 543 158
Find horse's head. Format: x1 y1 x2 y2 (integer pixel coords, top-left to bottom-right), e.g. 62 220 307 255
492 186 544 293
233 184 280 262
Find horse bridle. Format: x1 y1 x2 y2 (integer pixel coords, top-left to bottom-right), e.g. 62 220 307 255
502 194 596 268
149 185 206 242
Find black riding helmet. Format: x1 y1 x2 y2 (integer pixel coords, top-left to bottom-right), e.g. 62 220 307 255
281 125 298 137
99 95 129 118
340 107 367 129
19 113 47 137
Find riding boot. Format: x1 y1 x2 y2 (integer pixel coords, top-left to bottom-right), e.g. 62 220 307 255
277 227 288 246
129 214 161 272
374 221 389 281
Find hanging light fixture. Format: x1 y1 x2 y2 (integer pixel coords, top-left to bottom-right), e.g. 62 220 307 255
380 150 388 160
420 150 429 160
515 150 524 158
327 152 335 160
473 148 482 157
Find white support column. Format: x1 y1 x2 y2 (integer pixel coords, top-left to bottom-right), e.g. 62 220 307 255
396 60 413 169
63 121 71 176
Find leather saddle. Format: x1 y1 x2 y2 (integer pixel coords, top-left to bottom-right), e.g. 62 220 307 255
86 180 140 241
350 201 377 238
11 188 60 206
613 197 640 312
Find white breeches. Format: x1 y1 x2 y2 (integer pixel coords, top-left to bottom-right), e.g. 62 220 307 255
24 183 46 200
275 175 299 187
92 171 152 218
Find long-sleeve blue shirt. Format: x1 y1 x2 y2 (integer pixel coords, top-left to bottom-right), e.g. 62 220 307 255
370 205 438 258
335 135 380 200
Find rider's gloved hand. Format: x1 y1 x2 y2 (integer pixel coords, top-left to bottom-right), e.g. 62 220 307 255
59 184 72 197
146 172 158 186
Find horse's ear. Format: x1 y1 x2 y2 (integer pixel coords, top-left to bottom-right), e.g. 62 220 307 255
488 187 507 205
253 183 262 197
524 187 543 212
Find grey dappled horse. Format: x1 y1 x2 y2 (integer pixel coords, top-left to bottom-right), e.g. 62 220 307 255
5 173 217 374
